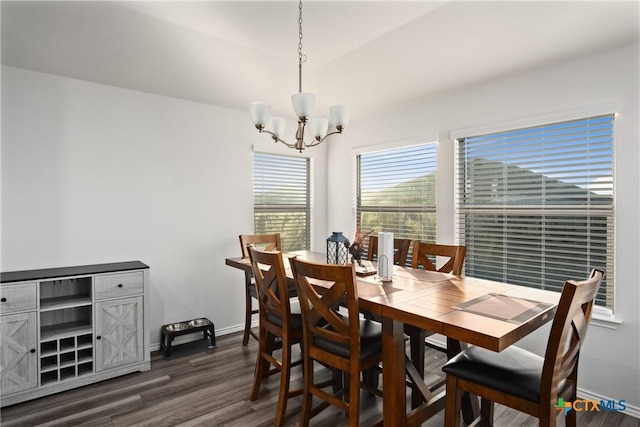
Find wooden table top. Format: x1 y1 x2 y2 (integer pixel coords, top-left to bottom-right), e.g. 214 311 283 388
226 251 559 352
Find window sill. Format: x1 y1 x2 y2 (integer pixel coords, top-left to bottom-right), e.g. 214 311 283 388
591 306 622 329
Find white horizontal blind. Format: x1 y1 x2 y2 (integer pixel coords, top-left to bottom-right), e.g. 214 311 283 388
455 115 614 308
356 143 437 265
254 152 310 251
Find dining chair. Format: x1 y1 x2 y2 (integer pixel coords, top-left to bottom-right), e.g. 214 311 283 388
247 247 303 427
407 241 467 407
442 268 604 427
366 235 412 266
238 233 282 345
289 257 383 427
411 242 466 275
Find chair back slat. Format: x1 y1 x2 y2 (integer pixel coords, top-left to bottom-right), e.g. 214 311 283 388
540 268 604 402
247 247 292 323
411 242 466 276
289 258 360 355
366 235 412 266
571 310 588 340
239 233 282 258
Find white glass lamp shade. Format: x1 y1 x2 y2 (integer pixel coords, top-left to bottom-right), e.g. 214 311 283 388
291 92 316 119
250 102 271 126
329 104 350 129
267 117 286 138
309 117 329 139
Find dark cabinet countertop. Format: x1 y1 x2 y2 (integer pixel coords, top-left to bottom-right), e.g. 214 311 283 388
1 261 149 283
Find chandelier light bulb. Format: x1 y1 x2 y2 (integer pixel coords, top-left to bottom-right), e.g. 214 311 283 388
268 117 286 138
291 92 316 119
329 104 350 129
309 117 329 140
249 102 271 128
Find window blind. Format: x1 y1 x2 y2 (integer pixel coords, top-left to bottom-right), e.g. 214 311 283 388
356 143 437 264
254 152 311 251
455 115 614 308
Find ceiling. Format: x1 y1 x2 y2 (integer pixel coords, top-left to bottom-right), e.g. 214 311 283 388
2 1 639 120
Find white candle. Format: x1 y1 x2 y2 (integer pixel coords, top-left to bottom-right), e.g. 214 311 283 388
378 232 394 281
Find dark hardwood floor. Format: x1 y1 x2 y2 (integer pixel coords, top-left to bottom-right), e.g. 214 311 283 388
1 331 637 426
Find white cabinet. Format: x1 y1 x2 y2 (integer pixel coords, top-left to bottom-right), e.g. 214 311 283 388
0 261 150 407
95 296 144 371
0 312 38 395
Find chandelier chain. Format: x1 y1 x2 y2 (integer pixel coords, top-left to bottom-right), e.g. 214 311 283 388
298 0 304 92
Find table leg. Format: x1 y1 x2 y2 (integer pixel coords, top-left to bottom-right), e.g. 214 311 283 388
405 324 426 408
382 317 407 427
446 337 479 424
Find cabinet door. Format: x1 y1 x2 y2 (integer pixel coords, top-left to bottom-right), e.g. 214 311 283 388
0 312 37 395
95 296 144 372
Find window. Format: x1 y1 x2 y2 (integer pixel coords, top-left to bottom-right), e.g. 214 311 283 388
455 115 614 309
253 152 311 251
356 143 437 263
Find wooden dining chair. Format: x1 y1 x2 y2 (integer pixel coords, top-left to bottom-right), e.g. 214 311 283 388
407 241 467 407
442 269 604 427
238 233 282 345
247 247 303 427
411 242 466 275
289 257 383 427
366 235 412 266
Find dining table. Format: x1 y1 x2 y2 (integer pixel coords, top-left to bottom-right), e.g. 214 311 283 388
225 250 559 426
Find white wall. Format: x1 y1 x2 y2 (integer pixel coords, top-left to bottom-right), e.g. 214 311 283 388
327 43 640 413
1 65 327 343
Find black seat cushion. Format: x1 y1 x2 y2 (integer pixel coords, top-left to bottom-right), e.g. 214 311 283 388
442 345 544 402
313 318 383 360
264 302 303 330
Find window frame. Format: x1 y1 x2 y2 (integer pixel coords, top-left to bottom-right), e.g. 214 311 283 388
453 113 615 313
253 151 312 251
354 141 438 264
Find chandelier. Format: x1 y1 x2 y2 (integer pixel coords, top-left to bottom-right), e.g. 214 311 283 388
249 0 349 153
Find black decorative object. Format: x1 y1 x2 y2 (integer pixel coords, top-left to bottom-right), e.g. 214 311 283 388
349 242 364 266
326 232 349 264
348 228 373 267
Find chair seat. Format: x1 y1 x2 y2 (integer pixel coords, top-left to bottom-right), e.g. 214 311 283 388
314 318 382 360
265 301 303 330
443 345 545 402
